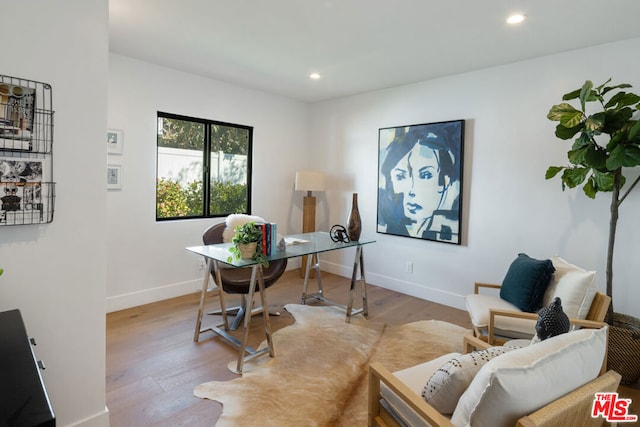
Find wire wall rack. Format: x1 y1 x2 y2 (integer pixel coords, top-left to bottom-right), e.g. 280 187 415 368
0 74 55 225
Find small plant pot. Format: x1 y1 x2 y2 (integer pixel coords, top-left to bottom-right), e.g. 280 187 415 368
238 242 258 259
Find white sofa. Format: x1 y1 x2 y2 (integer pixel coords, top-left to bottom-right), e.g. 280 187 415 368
368 326 620 427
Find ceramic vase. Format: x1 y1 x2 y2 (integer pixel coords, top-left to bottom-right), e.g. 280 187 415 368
347 193 362 241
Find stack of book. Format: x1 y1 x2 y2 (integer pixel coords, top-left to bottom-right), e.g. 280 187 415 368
256 222 278 256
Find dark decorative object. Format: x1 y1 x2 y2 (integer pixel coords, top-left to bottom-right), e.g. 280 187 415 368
377 120 464 244
347 193 361 241
535 297 570 341
330 224 350 243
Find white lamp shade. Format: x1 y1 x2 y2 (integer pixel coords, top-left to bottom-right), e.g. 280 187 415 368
295 170 325 192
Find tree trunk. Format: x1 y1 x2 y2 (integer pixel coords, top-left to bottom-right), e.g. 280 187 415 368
606 170 622 322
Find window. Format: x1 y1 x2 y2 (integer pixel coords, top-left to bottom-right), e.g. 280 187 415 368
156 112 252 220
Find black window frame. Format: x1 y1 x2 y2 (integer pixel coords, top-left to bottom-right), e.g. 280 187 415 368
156 111 253 221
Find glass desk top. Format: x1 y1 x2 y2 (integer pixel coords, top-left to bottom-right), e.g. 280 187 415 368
186 231 375 267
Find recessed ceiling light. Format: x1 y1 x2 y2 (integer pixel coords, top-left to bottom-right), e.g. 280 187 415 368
507 14 526 24
309 73 321 80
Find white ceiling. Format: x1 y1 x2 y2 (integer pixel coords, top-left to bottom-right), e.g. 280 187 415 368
109 1 640 103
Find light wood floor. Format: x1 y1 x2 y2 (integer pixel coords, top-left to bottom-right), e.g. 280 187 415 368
105 270 471 426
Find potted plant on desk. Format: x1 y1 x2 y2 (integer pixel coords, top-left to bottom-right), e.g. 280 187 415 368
227 222 269 267
546 78 640 384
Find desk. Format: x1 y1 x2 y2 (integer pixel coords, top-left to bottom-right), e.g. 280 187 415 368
186 231 375 373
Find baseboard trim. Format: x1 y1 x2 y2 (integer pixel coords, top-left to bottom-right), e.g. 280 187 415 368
107 279 201 313
107 265 298 313
106 262 463 314
321 260 466 311
68 406 110 427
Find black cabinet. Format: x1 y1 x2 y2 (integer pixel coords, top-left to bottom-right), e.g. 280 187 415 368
0 309 55 427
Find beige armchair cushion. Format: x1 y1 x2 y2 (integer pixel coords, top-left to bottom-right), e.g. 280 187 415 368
381 353 459 427
451 326 607 427
542 256 596 320
464 293 536 338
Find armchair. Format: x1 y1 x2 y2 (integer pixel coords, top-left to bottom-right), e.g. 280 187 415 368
465 255 610 344
368 320 619 427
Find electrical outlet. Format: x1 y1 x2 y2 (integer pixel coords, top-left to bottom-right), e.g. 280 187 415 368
405 261 413 274
199 260 206 270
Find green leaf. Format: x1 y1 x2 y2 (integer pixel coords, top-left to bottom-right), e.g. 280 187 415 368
601 82 631 96
603 108 634 134
629 120 640 140
555 123 582 140
562 167 589 188
579 81 594 110
572 132 592 150
606 92 640 110
583 177 597 199
568 147 588 165
583 146 607 169
548 103 579 121
595 78 613 93
562 88 581 101
585 112 605 132
545 166 564 179
592 170 615 192
607 145 640 169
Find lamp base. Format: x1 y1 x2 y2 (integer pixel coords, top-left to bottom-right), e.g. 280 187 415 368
301 195 316 278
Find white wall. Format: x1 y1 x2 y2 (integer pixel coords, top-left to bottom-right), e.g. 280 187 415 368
107 39 640 320
0 1 109 426
310 37 640 318
107 54 310 310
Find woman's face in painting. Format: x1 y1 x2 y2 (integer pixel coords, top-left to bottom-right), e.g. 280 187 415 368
390 144 444 230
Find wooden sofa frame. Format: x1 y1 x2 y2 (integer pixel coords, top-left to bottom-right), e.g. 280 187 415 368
368 318 620 427
471 282 611 344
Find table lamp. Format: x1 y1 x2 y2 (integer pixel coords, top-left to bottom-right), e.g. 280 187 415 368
295 170 325 277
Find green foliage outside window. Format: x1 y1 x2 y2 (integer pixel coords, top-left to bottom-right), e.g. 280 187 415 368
156 112 252 220
156 178 247 218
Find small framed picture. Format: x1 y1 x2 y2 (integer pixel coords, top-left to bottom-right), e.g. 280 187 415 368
107 164 122 190
107 129 123 155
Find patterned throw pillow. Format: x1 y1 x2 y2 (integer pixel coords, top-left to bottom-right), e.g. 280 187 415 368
422 346 514 414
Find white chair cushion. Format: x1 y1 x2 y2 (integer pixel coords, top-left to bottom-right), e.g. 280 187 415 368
222 214 265 243
542 256 596 319
451 326 607 427
422 346 514 414
464 293 536 338
381 353 459 427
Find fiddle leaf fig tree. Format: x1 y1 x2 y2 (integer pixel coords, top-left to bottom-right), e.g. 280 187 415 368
546 79 640 316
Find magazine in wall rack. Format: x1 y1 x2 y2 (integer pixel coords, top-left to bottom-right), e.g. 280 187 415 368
0 82 36 151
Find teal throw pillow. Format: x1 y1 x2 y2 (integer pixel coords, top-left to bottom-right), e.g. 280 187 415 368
500 253 555 312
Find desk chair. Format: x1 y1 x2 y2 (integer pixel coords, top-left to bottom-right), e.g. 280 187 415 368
202 221 287 330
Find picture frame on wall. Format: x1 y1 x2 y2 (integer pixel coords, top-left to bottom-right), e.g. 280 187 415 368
377 119 465 245
107 164 122 190
107 129 123 154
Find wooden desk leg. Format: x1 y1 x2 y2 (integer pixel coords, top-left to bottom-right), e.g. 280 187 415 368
194 258 212 342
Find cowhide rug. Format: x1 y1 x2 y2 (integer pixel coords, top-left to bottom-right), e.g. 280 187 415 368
194 304 469 426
